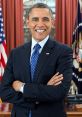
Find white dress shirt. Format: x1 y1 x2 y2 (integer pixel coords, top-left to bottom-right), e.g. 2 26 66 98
20 35 49 93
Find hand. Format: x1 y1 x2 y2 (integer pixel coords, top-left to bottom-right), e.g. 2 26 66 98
12 80 24 92
47 72 63 86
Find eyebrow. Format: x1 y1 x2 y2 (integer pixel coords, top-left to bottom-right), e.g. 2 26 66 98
32 17 39 20
31 17 50 21
42 17 50 21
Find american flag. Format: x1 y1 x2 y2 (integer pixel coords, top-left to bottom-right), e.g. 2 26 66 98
0 5 7 80
0 4 9 112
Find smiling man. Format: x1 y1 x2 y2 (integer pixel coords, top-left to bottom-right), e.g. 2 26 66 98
0 3 73 117
27 6 53 41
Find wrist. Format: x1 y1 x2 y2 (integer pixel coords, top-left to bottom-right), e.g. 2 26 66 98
19 83 25 93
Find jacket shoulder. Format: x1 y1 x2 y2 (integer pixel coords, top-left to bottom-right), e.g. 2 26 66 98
49 38 72 52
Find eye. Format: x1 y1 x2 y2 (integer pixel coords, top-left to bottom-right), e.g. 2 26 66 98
32 17 39 22
43 17 49 22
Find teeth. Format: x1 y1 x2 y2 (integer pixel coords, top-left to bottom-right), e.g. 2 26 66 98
36 29 45 32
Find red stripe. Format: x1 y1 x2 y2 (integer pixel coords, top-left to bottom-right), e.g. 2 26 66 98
0 76 2 81
2 40 7 54
1 53 6 68
1 54 6 68
0 41 7 81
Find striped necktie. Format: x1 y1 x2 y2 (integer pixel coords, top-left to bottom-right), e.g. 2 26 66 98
30 43 41 80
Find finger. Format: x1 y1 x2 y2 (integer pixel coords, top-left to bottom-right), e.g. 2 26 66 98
53 76 63 82
47 81 54 85
47 73 63 85
48 76 63 85
47 79 53 85
51 77 63 85
54 81 62 86
47 78 55 85
52 74 63 81
48 74 63 85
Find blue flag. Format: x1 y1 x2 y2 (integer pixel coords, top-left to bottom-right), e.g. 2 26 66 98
72 1 82 94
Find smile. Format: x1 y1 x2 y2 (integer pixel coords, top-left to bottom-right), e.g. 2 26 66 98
35 29 46 33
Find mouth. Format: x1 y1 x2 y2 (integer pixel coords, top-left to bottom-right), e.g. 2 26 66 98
35 29 46 33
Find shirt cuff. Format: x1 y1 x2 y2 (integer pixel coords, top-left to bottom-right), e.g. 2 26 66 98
19 83 25 93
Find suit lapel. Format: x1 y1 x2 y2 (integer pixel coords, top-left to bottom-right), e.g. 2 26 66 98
33 39 55 82
23 42 31 83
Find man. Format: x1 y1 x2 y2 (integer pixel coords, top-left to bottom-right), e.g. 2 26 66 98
0 3 72 117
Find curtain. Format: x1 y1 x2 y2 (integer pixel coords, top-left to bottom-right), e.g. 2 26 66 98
1 0 24 55
55 0 78 46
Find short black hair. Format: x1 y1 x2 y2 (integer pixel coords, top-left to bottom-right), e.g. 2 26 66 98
26 3 53 19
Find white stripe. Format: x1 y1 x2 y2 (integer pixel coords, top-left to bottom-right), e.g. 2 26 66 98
1 63 4 75
0 8 2 11
0 44 7 64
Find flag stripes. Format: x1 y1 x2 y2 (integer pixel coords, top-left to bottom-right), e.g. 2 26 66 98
0 5 7 80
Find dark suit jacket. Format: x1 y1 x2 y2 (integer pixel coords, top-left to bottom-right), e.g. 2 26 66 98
0 38 73 117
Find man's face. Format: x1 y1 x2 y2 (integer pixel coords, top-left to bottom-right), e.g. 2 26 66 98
27 8 53 42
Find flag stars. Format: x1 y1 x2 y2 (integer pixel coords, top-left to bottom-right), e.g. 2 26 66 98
3 34 5 37
1 23 3 27
0 33 5 37
0 33 2 36
0 18 3 22
0 6 5 43
0 28 3 32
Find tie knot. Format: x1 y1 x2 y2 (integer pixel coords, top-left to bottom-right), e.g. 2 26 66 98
34 43 41 51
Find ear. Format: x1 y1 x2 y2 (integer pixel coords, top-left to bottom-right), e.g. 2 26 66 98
26 18 30 28
51 19 55 28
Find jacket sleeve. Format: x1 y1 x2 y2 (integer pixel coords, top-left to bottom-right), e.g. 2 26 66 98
23 47 73 102
0 50 25 105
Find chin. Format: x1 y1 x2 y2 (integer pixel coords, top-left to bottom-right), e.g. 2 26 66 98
35 38 45 42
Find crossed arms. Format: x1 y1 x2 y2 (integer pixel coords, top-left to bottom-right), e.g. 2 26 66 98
12 72 63 92
0 46 72 105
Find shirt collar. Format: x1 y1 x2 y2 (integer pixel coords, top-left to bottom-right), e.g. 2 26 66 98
31 35 49 50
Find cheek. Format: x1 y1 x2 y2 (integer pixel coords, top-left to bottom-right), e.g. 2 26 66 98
46 22 53 28
28 23 36 29
47 25 52 31
27 20 33 28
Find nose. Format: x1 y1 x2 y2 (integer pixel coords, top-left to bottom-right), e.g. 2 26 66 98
37 19 44 27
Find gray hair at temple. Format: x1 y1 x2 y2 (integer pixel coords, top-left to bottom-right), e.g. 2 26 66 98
26 3 53 19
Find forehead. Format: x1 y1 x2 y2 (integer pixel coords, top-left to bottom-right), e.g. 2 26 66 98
29 8 51 17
